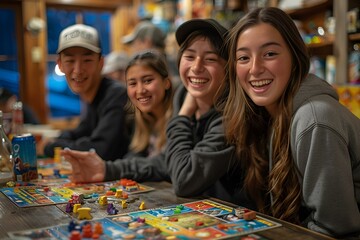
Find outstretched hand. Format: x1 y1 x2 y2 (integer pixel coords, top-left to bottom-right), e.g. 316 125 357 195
61 148 106 183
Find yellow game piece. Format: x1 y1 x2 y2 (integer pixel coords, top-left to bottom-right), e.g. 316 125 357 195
54 147 62 163
121 200 128 209
139 201 146 210
73 203 81 213
77 207 92 220
115 189 123 198
98 196 108 206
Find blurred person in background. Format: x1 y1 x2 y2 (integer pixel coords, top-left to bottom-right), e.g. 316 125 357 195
102 51 129 85
123 21 180 88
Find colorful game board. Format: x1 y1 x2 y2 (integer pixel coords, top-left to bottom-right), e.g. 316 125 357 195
8 199 281 239
0 180 154 207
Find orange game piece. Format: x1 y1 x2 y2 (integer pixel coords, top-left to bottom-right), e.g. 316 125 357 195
243 210 256 220
122 192 129 199
105 190 115 196
94 222 103 235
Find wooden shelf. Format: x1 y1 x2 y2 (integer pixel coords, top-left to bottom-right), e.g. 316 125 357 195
349 33 360 41
45 0 132 11
307 43 333 57
285 0 332 18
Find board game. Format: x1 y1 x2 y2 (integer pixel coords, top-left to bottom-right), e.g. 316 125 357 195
0 179 154 207
8 199 281 239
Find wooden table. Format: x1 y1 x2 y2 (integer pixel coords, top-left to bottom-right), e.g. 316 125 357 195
0 181 336 240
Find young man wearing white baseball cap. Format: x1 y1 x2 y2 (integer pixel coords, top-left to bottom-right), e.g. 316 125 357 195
40 24 132 161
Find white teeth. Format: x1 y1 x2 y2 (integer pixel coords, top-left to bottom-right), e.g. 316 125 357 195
138 97 151 103
251 79 272 87
190 78 208 84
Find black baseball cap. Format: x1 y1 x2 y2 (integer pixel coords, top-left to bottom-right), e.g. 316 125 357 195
175 19 228 46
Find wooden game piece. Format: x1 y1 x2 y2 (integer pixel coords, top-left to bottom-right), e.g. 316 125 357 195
54 147 62 163
98 196 108 206
66 202 73 213
77 207 92 220
82 224 92 238
107 203 119 215
122 192 129 199
169 217 178 222
195 221 204 226
105 190 115 196
173 208 181 214
93 222 103 235
243 210 257 220
139 201 146 210
176 205 184 210
115 189 123 198
72 203 81 213
69 230 81 240
68 220 78 232
121 200 128 209
136 217 146 223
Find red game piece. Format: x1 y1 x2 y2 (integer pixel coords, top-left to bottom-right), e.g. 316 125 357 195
69 231 81 240
82 224 92 238
122 192 129 199
195 221 204 226
169 217 178 222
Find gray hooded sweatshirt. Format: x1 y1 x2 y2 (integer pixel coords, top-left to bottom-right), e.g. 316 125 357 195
287 74 360 237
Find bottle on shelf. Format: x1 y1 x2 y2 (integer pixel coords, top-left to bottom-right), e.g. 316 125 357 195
0 110 14 184
11 101 24 137
349 43 360 84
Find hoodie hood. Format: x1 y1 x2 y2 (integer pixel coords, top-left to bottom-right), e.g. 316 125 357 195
293 74 339 114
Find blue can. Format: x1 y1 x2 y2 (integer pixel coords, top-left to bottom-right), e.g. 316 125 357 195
12 133 38 182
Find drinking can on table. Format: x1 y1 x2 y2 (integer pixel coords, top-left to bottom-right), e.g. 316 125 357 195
12 133 38 181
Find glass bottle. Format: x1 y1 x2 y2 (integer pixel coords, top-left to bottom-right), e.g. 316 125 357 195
0 110 14 184
11 101 24 137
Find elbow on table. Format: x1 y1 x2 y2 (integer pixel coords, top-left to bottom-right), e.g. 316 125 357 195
172 181 202 198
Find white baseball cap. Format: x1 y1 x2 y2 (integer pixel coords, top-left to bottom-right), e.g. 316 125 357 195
57 24 101 54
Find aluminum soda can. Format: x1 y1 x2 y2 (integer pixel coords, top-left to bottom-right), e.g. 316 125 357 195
12 133 38 181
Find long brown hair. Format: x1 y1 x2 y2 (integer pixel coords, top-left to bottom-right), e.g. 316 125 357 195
222 7 310 223
125 51 174 154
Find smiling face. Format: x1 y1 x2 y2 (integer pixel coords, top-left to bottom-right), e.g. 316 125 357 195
179 36 226 107
235 23 293 116
126 64 170 118
58 47 103 102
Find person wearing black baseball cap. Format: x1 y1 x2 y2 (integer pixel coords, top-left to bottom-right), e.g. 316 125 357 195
165 19 239 204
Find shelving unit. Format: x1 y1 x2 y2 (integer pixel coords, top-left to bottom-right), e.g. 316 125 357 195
278 0 360 85
267 0 360 117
